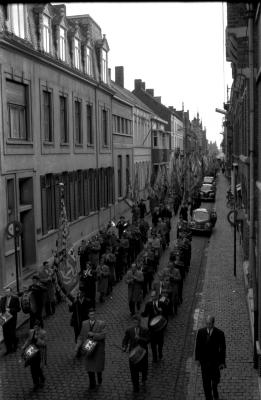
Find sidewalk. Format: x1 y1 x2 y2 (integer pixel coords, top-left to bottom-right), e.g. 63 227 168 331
186 172 261 399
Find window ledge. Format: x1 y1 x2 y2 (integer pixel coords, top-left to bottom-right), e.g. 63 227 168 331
43 141 55 146
87 144 95 148
6 139 33 146
60 142 70 147
75 143 83 147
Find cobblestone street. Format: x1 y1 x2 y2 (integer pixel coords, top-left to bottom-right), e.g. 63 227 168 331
1 173 260 400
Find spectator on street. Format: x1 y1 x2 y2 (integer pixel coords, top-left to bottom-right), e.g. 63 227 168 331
195 315 226 400
0 286 21 355
67 290 92 343
122 314 150 393
79 263 97 309
116 216 127 239
75 309 106 390
22 319 47 391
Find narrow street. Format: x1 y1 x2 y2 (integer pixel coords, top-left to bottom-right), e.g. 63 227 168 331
1 173 259 400
1 204 210 400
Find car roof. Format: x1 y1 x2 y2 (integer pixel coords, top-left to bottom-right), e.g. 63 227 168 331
204 176 214 179
193 208 209 213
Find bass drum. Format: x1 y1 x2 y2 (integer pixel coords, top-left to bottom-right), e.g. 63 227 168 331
149 315 167 332
129 345 146 364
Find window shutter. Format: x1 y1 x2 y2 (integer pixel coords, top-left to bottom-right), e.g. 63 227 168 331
83 170 89 216
53 174 61 228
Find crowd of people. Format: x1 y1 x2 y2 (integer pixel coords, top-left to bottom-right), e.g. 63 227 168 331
1 195 195 393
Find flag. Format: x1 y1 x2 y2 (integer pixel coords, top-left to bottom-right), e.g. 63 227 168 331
55 185 80 296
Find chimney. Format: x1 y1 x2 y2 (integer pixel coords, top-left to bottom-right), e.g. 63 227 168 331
154 96 161 103
146 89 154 96
115 66 124 88
134 79 145 90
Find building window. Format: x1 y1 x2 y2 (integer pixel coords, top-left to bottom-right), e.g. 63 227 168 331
7 178 16 223
118 155 122 197
60 95 68 144
59 26 66 61
102 109 108 146
74 100 82 144
74 37 80 69
6 80 28 140
10 4 25 39
87 104 93 145
43 90 52 142
101 49 107 83
43 14 51 53
86 47 92 76
153 131 158 147
117 116 121 133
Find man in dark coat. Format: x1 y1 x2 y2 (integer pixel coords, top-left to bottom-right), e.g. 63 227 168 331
141 290 167 363
0 287 21 354
195 315 226 400
117 216 127 239
138 199 147 219
122 314 150 393
29 275 47 328
67 290 92 342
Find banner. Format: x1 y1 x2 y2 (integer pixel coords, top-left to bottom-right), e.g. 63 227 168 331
55 185 80 296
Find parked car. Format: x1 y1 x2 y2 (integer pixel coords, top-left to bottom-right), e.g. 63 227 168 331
200 183 216 201
189 208 215 236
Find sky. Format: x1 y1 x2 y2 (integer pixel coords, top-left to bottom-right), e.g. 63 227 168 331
59 2 232 148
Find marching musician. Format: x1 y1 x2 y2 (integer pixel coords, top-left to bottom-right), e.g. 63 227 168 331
125 263 144 316
75 309 106 391
122 314 150 393
67 290 91 343
79 263 97 309
116 216 127 239
22 320 47 391
141 290 167 363
28 275 47 329
0 286 20 355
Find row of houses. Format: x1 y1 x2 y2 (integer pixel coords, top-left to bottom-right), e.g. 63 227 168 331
0 3 207 290
225 2 261 375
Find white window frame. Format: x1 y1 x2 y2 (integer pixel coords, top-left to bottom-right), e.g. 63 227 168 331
74 37 81 70
10 4 25 39
59 26 66 61
101 49 107 83
43 14 51 53
86 46 92 76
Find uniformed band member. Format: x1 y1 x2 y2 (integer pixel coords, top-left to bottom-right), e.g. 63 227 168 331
122 314 150 393
141 290 167 363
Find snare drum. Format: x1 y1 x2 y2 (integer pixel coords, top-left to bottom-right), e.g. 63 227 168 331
149 315 167 332
82 338 97 356
22 344 39 367
129 345 146 364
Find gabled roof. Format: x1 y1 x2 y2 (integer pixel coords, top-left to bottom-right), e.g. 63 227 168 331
111 81 167 125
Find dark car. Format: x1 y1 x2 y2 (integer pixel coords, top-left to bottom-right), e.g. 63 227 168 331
200 183 216 201
189 208 214 236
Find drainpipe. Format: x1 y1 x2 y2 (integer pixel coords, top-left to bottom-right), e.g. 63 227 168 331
247 4 258 360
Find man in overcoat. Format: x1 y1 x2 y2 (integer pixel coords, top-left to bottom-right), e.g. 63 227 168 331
75 309 106 390
125 264 144 316
122 314 150 393
0 286 21 354
195 315 226 400
67 290 91 342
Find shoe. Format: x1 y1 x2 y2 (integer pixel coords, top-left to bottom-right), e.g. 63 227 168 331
33 384 39 391
159 354 163 360
88 384 96 390
133 386 139 393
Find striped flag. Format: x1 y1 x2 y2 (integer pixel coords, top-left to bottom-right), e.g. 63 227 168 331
55 184 79 296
